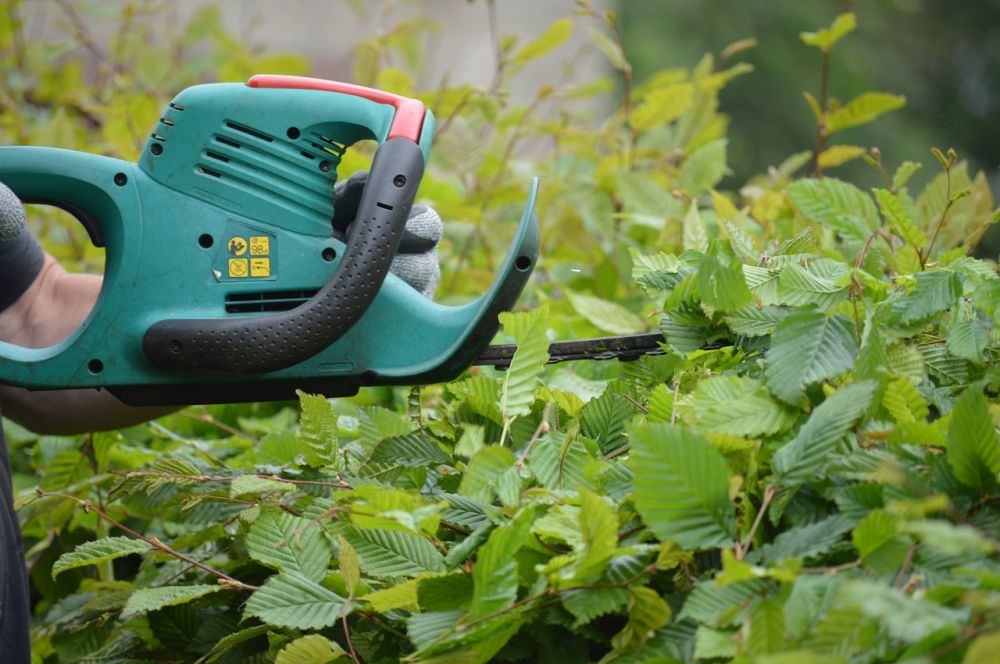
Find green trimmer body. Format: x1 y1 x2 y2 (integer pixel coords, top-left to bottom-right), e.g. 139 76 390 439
0 75 539 405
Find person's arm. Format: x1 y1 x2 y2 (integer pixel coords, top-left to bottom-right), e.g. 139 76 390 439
0 252 176 435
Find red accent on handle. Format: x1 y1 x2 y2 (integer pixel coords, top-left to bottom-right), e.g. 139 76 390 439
247 74 425 143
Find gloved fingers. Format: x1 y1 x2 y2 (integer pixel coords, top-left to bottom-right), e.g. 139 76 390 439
390 252 440 300
398 204 443 254
0 182 27 241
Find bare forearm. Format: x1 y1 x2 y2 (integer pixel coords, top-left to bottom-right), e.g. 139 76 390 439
0 255 176 433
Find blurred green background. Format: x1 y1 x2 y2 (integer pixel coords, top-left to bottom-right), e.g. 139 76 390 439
618 0 1000 253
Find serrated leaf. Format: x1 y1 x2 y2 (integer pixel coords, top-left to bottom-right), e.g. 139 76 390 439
275 634 347 664
892 270 962 324
52 537 150 579
567 290 646 335
758 514 853 563
362 578 420 612
778 259 850 310
338 535 360 595
121 585 221 620
630 423 736 549
342 526 444 578
613 587 672 650
679 579 767 625
748 598 786 655
630 82 694 132
787 177 877 241
678 139 728 196
526 430 594 491
692 375 797 437
947 318 990 364
230 474 294 499
247 511 330 581
893 161 922 190
245 572 346 630
921 341 969 385
297 390 338 467
630 248 690 296
585 24 629 72
581 385 634 454
948 387 1000 492
572 490 618 581
683 201 708 252
882 376 929 424
724 305 788 337
418 573 473 612
852 510 909 573
470 508 533 617
370 433 448 468
561 587 629 627
773 381 878 484
826 92 906 134
875 188 927 248
765 311 859 404
498 307 550 422
460 445 516 504
698 240 753 313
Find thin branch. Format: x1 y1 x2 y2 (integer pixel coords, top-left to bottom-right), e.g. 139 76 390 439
737 484 777 560
516 404 552 468
42 491 257 591
342 597 361 664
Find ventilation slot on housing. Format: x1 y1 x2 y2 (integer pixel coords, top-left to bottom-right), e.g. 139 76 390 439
225 289 318 313
225 121 274 143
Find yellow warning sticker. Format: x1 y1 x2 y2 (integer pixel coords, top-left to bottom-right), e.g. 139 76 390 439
250 258 271 277
249 236 270 256
228 258 249 278
228 236 248 256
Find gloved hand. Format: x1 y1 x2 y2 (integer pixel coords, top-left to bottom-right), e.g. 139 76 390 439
332 171 441 299
0 181 26 241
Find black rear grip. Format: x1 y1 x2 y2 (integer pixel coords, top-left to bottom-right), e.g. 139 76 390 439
142 137 425 374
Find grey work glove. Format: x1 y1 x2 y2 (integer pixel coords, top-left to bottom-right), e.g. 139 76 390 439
332 171 441 299
0 181 26 241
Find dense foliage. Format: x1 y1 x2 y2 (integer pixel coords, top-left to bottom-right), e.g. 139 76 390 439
4 2 1000 662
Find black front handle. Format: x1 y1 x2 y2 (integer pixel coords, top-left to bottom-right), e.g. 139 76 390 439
143 137 425 374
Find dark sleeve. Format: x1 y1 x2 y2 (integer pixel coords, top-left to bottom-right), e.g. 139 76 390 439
0 230 44 312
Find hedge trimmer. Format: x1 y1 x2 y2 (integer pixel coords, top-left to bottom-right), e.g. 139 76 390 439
0 76 669 405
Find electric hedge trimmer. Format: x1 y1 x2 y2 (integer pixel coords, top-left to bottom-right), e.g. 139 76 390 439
0 76 669 405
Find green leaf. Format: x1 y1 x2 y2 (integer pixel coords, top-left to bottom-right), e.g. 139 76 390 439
342 526 444 578
338 535 360 596
471 508 534 617
613 587 672 650
698 240 753 313
852 510 909 573
765 311 859 404
679 579 767 625
683 201 708 252
121 585 221 620
52 536 150 579
800 12 856 50
724 305 788 337
418 573 474 612
946 318 990 364
882 376 929 424
362 578 420 612
817 145 867 169
630 82 695 132
892 270 962 324
275 634 347 664
370 433 449 468
526 430 594 491
511 18 572 66
826 92 906 134
758 514 853 563
561 587 629 627
678 139 728 196
893 161 922 190
948 387 1000 492
585 25 629 72
460 445 516 504
246 510 331 581
777 259 850 310
297 390 338 467
692 375 798 437
839 579 967 644
630 423 736 549
773 381 878 484
567 290 646 335
498 307 550 422
964 631 1000 664
787 177 878 241
244 572 347 630
694 626 737 659
875 188 927 248
749 598 786 655
230 474 294 499
573 490 618 581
